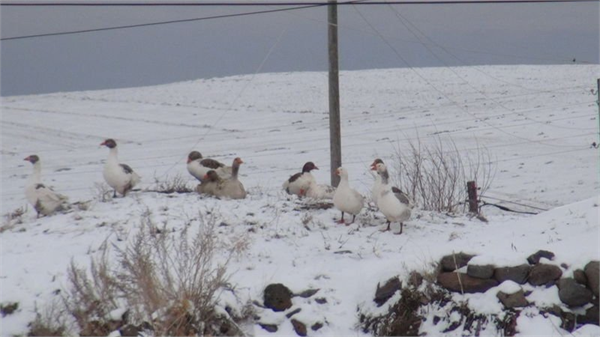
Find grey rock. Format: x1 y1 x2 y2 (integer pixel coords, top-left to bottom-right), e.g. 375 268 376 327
527 250 555 265
259 324 278 333
467 264 495 279
494 264 531 284
286 308 302 318
578 305 599 326
528 264 562 286
291 319 307 337
497 289 529 308
263 283 293 312
558 278 593 307
311 322 324 331
585 261 599 297
440 252 475 272
437 272 498 293
573 269 588 286
374 277 402 307
295 288 320 298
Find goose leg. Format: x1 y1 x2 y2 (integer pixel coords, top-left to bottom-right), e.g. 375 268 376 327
350 214 356 224
394 222 404 235
338 212 345 224
380 221 391 232
113 190 117 198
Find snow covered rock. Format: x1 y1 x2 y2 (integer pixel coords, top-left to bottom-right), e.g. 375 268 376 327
573 269 588 286
437 272 498 293
467 264 495 279
497 289 529 308
528 264 562 286
557 278 593 307
584 261 599 297
527 250 555 265
440 252 475 272
374 277 402 307
493 264 531 284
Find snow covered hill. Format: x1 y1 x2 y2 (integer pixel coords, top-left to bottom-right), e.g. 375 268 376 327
1 64 599 336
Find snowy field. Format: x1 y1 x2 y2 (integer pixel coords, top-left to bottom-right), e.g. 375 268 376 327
1 64 599 336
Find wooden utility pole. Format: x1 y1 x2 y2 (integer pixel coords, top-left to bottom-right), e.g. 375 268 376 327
596 79 599 149
467 181 478 214
328 0 341 187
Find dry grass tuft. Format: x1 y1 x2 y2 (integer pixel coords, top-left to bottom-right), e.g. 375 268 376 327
33 212 249 336
150 174 194 194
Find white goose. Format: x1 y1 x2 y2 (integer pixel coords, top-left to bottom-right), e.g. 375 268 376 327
100 139 141 197
283 161 319 197
332 167 364 225
373 162 412 234
187 151 232 182
24 155 69 217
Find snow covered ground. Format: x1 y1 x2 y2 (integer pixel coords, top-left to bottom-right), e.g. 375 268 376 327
1 64 599 336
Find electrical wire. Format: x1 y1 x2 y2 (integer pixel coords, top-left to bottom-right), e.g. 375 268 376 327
2 0 597 41
2 0 596 5
351 4 596 149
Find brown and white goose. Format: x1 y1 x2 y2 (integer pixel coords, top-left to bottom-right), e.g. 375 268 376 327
332 167 364 225
282 161 318 196
370 158 413 207
197 170 221 195
199 158 246 199
187 151 232 182
372 162 412 234
100 139 141 197
24 155 69 217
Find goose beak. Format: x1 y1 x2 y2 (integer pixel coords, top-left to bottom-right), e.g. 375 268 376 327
314 165 319 170
370 165 377 171
187 158 192 164
23 156 30 162
202 174 208 180
100 140 106 146
335 168 340 176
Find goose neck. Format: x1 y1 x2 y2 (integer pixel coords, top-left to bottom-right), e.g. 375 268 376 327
231 162 240 179
29 162 42 183
107 147 119 164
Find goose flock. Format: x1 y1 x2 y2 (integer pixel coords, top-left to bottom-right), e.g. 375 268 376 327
23 139 413 234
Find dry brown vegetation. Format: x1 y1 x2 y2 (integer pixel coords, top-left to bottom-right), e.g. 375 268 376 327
31 212 250 336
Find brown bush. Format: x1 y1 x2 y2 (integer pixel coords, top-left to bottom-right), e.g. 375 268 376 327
34 212 248 336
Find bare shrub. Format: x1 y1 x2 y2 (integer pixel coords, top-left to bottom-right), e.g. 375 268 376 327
93 182 114 202
1 206 27 232
59 213 247 336
150 174 193 194
28 300 69 337
393 136 496 213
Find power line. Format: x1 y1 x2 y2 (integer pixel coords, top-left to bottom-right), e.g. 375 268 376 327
2 0 596 41
0 4 325 41
1 0 596 5
352 4 596 149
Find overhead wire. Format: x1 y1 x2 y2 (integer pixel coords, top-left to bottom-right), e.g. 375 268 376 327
384 2 596 131
351 3 596 149
0 0 370 41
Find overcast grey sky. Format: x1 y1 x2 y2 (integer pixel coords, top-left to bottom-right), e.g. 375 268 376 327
1 2 598 96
